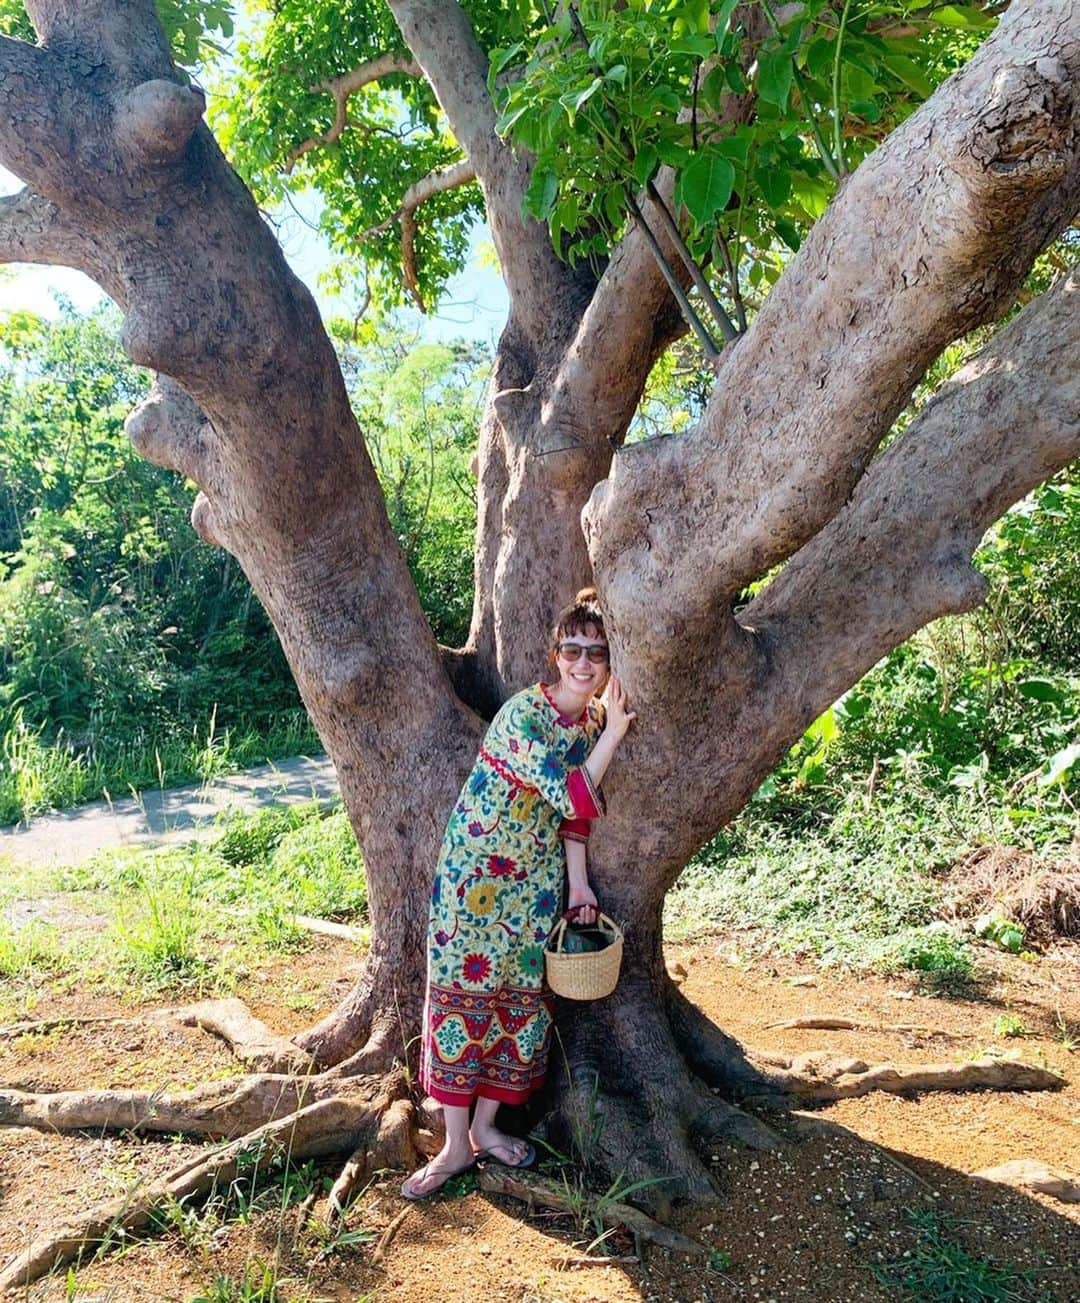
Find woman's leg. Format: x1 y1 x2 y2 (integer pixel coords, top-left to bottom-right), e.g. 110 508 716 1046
469 1095 533 1166
401 1100 475 1199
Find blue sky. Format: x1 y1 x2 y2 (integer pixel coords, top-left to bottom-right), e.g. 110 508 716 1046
0 166 510 347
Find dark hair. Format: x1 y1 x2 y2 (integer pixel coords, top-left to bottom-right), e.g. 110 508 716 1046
547 586 606 670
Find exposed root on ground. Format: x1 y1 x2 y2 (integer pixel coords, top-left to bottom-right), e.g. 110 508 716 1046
741 1050 1065 1102
476 1166 707 1256
325 1096 418 1215
765 1015 965 1039
0 1071 414 1291
0 1072 351 1137
0 981 1069 1291
665 980 1064 1104
0 1093 390 1292
0 1016 146 1041
171 998 315 1073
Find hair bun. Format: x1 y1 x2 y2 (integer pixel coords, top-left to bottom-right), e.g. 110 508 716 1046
574 586 599 605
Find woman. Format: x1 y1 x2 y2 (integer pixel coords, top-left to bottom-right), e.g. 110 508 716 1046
402 588 636 1200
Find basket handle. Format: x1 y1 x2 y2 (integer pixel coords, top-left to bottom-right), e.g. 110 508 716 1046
548 911 619 954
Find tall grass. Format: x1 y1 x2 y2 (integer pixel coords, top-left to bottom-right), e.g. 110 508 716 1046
0 707 320 825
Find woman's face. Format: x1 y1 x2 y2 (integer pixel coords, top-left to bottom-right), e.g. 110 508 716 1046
555 623 609 697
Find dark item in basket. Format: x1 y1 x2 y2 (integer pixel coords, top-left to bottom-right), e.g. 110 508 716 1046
559 924 612 954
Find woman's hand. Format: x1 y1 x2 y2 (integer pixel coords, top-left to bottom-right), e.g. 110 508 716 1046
566 882 598 926
604 676 638 743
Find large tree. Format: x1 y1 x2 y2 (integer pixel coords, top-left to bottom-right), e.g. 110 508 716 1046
0 0 1078 1285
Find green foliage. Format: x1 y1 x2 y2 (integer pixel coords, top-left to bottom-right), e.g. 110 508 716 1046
874 927 976 991
14 801 365 997
668 470 1079 973
975 914 1025 954
872 1208 1034 1302
332 318 486 645
200 1 999 317
0 305 483 819
213 0 485 312
992 1013 1027 1039
189 1259 286 1303
492 0 988 303
0 303 316 819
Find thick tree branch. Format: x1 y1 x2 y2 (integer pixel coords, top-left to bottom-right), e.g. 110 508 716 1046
385 0 582 342
360 159 477 311
0 34 71 194
0 187 119 296
285 52 422 172
25 0 174 83
745 265 1080 750
585 0 1080 648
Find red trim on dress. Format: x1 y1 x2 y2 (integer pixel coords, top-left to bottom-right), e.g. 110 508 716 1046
558 816 591 843
567 767 605 820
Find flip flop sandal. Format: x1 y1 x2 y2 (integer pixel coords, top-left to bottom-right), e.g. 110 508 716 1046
473 1140 537 1171
400 1157 477 1202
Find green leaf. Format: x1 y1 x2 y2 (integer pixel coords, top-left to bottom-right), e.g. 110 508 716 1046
774 218 801 251
701 64 727 111
850 100 882 123
560 75 603 122
1038 742 1080 788
757 51 793 111
930 5 998 30
881 53 934 97
724 62 747 94
842 62 881 102
1016 678 1065 703
633 145 659 188
523 167 559 221
715 0 741 39
715 132 751 165
653 85 683 114
671 35 715 58
805 37 834 80
605 63 628 87
754 162 791 209
676 153 735 224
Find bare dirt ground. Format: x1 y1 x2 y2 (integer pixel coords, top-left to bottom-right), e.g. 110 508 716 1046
1 932 1078 1303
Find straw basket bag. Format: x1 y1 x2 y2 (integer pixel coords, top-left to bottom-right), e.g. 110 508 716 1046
545 909 623 1000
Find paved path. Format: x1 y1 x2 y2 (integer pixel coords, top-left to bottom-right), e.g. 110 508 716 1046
0 755 340 869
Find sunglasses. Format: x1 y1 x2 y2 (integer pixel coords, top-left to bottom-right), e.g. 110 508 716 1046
557 642 609 664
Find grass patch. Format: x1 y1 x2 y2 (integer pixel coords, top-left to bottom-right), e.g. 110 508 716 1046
872 1208 1035 1301
0 708 321 826
0 802 366 1001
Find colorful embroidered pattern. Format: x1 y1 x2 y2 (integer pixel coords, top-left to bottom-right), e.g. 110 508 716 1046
420 683 606 1106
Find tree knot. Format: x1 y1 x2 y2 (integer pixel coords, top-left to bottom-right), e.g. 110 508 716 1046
114 79 206 165
969 60 1075 185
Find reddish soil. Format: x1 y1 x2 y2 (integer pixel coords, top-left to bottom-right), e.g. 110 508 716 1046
1 935 1078 1302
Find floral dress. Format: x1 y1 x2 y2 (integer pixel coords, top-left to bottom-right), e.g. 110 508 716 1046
419 682 606 1107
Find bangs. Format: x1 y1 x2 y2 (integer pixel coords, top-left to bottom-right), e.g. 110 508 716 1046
558 613 605 641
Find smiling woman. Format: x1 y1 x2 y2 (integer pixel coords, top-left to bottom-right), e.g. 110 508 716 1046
403 586 637 1200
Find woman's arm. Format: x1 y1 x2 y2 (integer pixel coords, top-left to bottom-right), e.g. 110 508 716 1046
563 837 597 924
584 676 637 790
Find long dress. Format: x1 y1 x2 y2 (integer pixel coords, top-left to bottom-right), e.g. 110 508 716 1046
419 682 606 1107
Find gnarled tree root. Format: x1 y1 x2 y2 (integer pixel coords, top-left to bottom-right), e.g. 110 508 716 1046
171 998 315 1074
742 1050 1065 1102
476 1167 706 1257
0 1074 413 1292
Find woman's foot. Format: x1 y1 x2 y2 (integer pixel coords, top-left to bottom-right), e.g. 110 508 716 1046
400 1141 476 1201
469 1125 536 1170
